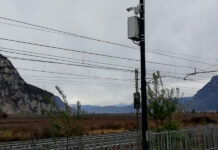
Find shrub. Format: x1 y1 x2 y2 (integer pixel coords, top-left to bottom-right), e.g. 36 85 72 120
162 120 180 131
147 71 180 130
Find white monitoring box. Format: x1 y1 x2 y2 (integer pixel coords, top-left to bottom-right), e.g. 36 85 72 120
128 16 140 41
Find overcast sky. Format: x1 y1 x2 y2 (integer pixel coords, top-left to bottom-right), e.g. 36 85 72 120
0 0 218 106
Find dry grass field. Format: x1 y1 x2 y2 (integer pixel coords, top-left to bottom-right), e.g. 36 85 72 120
0 113 217 142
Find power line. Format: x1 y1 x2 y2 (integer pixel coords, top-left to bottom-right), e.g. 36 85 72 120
7 55 133 73
0 16 137 50
3 52 134 73
0 19 216 68
0 37 139 61
4 46 205 73
148 48 218 62
27 80 133 88
25 78 133 86
0 38 203 71
8 53 202 75
0 17 216 70
147 50 215 66
15 67 134 82
147 60 201 70
24 74 202 91
147 69 207 81
12 66 199 83
2 47 135 69
23 75 92 80
186 70 218 76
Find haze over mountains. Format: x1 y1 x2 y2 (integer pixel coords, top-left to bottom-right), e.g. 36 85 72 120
81 104 135 114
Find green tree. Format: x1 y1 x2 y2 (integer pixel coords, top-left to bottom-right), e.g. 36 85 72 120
45 86 86 149
71 101 87 120
147 71 180 130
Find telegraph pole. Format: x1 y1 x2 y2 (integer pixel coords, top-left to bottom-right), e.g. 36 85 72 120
127 0 147 149
134 69 140 150
134 69 140 134
139 1 148 150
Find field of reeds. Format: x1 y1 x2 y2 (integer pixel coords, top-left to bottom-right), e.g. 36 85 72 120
0 113 218 142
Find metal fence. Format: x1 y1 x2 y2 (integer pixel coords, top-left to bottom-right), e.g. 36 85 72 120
2 125 218 150
0 132 141 150
149 125 218 150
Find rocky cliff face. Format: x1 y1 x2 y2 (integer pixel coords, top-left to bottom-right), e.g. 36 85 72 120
188 75 218 111
0 54 56 115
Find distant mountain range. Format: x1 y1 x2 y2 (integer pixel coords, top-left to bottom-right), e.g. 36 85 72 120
187 75 218 111
79 98 193 114
70 103 136 114
78 77 218 113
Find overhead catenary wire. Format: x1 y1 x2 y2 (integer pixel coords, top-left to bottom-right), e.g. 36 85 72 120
7 54 205 79
2 46 208 79
1 17 217 70
148 48 218 62
1 50 206 83
27 80 134 88
23 75 93 80
4 65 200 83
0 38 204 71
2 46 205 73
14 67 134 82
0 37 139 61
186 70 218 77
1 52 205 83
25 78 133 86
1 47 135 69
0 16 212 103
0 18 212 90
3 52 135 73
147 50 215 66
25 78 200 91
0 16 138 50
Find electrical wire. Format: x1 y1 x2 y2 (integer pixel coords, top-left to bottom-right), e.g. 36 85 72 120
0 17 217 70
147 50 215 66
25 78 133 86
148 48 218 62
0 37 139 61
0 16 137 50
0 38 203 71
15 67 134 82
1 47 135 69
3 53 134 73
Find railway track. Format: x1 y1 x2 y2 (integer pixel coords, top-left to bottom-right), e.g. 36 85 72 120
0 132 142 150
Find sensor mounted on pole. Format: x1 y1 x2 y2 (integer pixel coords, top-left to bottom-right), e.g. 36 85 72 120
128 16 140 41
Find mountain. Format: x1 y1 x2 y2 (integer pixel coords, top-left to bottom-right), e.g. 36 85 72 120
73 98 194 114
76 98 194 114
0 54 62 115
79 104 136 114
179 97 192 104
188 75 218 111
115 103 129 107
54 96 66 110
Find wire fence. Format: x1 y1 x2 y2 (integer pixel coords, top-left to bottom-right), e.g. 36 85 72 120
2 125 218 150
149 125 218 150
0 132 141 150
